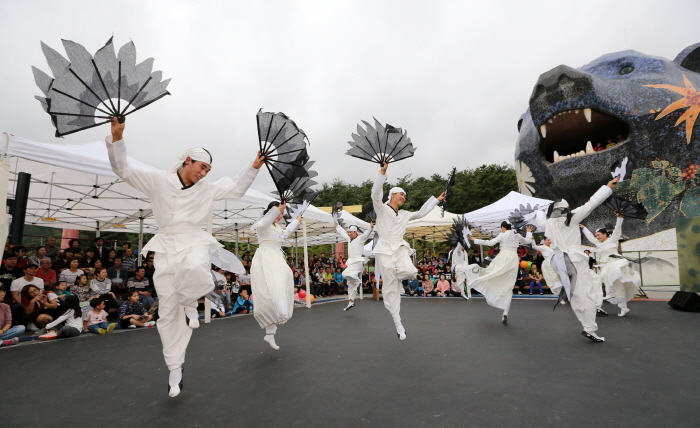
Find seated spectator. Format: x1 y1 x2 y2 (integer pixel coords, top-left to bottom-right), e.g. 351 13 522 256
0 286 25 345
116 242 130 259
206 289 227 318
322 267 334 296
435 274 451 297
118 290 155 328
71 274 92 305
517 245 528 260
44 236 59 262
39 295 84 340
529 265 544 295
361 269 371 294
58 257 84 286
54 280 72 301
406 276 422 297
89 267 119 313
68 239 82 257
435 260 447 276
20 284 53 330
87 258 104 279
126 267 155 310
449 277 463 297
107 257 129 293
233 289 253 314
79 248 98 269
83 298 116 334
13 246 28 269
103 249 117 269
421 274 436 297
10 263 46 324
121 248 137 273
144 257 155 286
53 249 74 272
35 258 56 289
515 266 529 295
0 254 23 304
28 246 50 266
333 267 345 295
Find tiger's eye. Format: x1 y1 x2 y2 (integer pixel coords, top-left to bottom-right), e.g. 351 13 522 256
619 65 634 75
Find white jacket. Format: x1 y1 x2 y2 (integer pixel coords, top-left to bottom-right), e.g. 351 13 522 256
582 216 623 263
336 225 373 264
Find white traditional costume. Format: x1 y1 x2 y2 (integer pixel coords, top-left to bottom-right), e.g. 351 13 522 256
535 185 612 341
250 206 300 349
335 223 373 309
465 229 531 319
372 172 439 339
529 240 561 295
106 137 259 395
582 217 640 316
450 244 471 299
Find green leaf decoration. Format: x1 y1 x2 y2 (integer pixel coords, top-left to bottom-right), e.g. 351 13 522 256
669 167 683 177
613 180 633 195
637 175 686 223
651 160 671 169
629 168 657 192
681 184 700 218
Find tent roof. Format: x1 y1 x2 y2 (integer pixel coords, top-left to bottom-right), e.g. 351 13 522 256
462 191 552 237
405 206 461 242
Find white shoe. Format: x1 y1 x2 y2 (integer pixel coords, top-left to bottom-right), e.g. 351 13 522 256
128 325 137 329
145 321 156 327
168 385 181 397
27 322 40 332
185 308 200 329
264 334 279 350
619 307 630 317
398 332 406 340
581 331 605 342
343 302 355 311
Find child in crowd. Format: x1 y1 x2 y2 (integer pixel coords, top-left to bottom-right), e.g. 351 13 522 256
529 265 544 295
333 267 344 295
233 289 253 314
0 286 25 346
206 289 227 318
39 295 84 340
83 298 116 334
118 290 155 329
71 274 92 305
54 281 72 301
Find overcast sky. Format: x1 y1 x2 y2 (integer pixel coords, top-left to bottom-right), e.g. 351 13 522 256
1 0 698 196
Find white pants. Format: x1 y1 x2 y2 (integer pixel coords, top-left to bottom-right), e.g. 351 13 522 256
376 247 416 325
343 261 363 301
454 265 471 298
153 245 214 370
590 270 603 310
569 259 598 333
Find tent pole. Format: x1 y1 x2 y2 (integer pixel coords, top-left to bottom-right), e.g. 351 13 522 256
96 221 100 238
294 232 298 267
302 219 311 309
204 209 214 324
234 223 239 257
137 211 144 266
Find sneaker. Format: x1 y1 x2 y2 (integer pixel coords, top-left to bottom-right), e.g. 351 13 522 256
343 302 355 311
97 328 107 334
144 321 156 327
581 331 605 342
4 337 20 346
502 314 508 324
39 332 58 340
26 322 40 332
106 323 117 334
596 308 608 317
128 325 137 329
518 291 522 295
618 307 630 317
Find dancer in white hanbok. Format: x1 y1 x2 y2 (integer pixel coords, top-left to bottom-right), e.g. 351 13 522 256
581 215 640 316
465 223 533 323
251 201 302 350
106 117 264 397
529 237 561 296
450 244 471 300
334 220 374 311
535 177 619 342
372 162 444 340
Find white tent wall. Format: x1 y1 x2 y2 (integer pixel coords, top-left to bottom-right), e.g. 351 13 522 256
461 191 552 237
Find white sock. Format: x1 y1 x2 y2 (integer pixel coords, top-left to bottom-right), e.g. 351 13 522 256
395 322 405 335
169 367 182 387
265 324 278 335
264 324 279 350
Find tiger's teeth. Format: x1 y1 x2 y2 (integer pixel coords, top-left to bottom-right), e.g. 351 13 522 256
540 124 547 138
586 141 594 153
579 150 585 155
553 151 560 162
584 108 592 123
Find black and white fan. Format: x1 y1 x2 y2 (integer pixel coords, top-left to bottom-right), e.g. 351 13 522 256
508 203 540 236
346 118 416 164
445 216 472 249
441 167 457 217
33 37 171 137
603 195 647 219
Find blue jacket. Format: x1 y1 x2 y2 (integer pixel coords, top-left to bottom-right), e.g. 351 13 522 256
233 296 253 313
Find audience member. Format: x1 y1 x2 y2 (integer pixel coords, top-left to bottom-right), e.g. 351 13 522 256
0 255 23 304
422 274 436 297
39 295 84 340
83 298 116 334
58 258 84 286
118 290 155 328
44 236 59 262
0 286 25 345
126 267 155 309
89 237 107 260
233 289 253 314
20 284 53 330
435 274 451 297
13 246 28 269
79 248 98 269
68 239 82 256
529 265 544 295
406 276 422 296
71 274 92 305
89 267 119 313
28 246 50 266
107 257 129 293
121 248 137 272
35 259 57 289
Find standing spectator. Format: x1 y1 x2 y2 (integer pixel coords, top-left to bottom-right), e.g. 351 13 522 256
107 257 129 293
35 259 57 289
121 248 137 273
44 237 59 262
79 248 98 269
83 298 116 334
422 274 436 297
89 237 107 260
89 267 119 313
127 267 155 310
0 286 25 345
529 265 544 295
118 290 155 328
39 295 84 340
13 246 28 269
435 274 451 297
58 258 84 286
0 255 23 304
29 246 50 266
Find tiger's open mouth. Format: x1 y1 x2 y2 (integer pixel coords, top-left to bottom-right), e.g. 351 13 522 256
539 108 629 163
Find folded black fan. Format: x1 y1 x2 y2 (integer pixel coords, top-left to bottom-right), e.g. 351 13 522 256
331 201 344 218
603 195 647 219
33 37 171 137
508 203 539 236
363 203 377 223
445 216 472 249
441 167 457 217
346 118 416 164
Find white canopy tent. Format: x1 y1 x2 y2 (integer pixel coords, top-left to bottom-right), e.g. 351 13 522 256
461 191 552 237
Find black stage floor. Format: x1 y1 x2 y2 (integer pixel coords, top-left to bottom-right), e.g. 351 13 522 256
2 297 699 428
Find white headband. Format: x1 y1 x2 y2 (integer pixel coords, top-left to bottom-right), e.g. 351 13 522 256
348 225 358 232
553 199 568 209
170 147 213 173
386 187 406 204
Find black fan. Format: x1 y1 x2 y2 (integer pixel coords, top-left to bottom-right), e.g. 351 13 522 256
33 37 171 137
331 201 344 218
440 167 456 217
603 195 647 219
610 156 633 181
445 216 472 249
363 203 377 223
257 109 310 190
508 203 539 236
346 118 416 164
